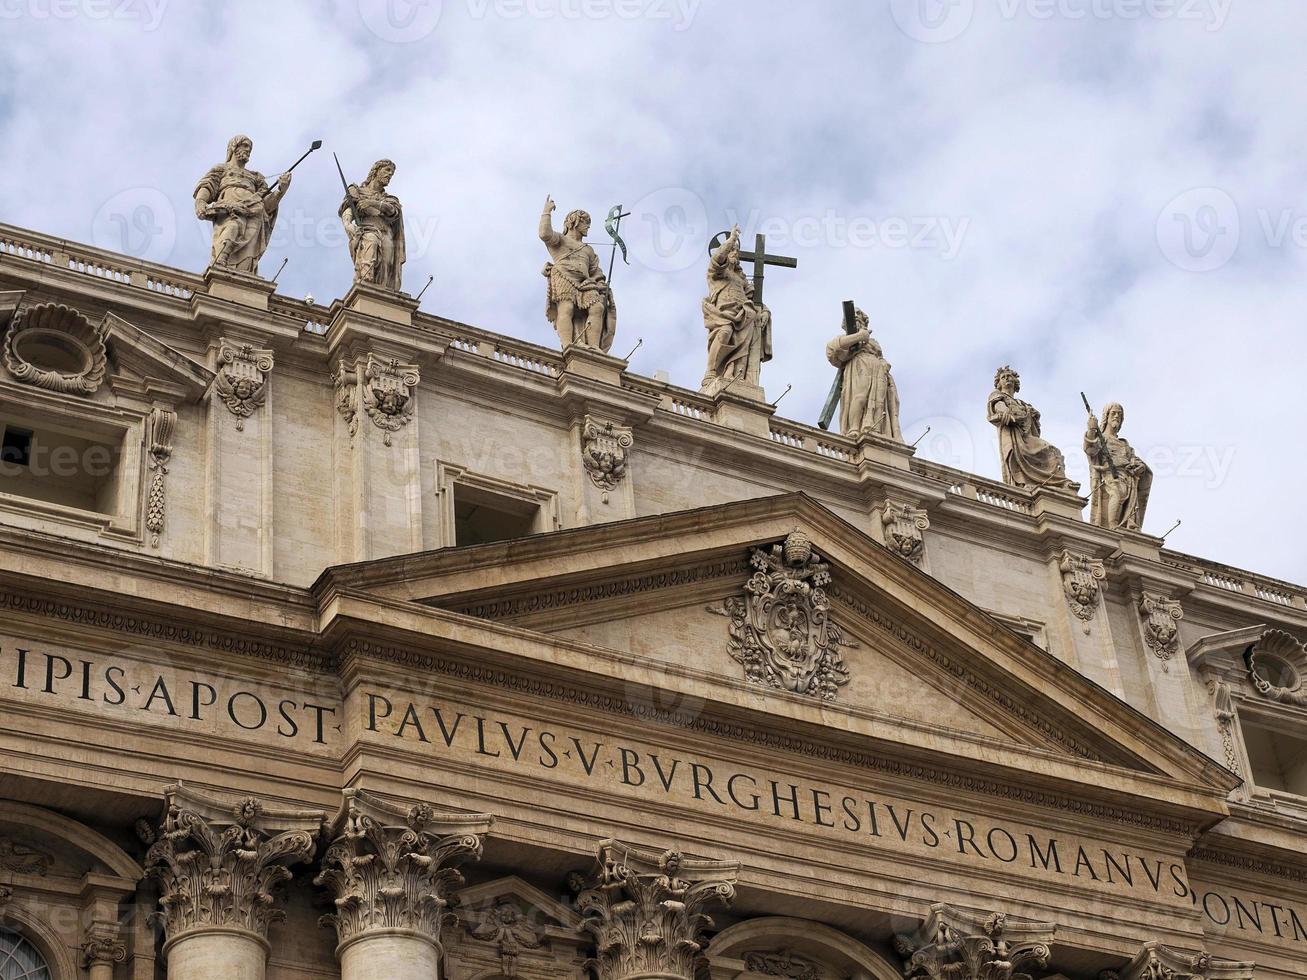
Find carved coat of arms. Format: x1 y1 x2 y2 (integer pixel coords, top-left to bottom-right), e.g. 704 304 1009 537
712 531 853 701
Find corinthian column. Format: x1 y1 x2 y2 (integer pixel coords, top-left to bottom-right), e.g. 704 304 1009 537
575 839 738 980
145 784 324 980
315 789 494 979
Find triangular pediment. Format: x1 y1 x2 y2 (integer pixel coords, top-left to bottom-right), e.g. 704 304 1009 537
104 311 213 402
316 494 1239 818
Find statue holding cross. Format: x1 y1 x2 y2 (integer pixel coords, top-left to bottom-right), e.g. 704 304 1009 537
700 226 797 394
820 301 903 441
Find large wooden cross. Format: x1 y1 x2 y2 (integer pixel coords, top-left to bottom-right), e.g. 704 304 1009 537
711 231 798 308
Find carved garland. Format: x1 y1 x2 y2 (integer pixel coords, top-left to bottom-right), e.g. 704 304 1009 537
744 949 823 979
145 408 175 548
145 790 319 942
709 532 854 702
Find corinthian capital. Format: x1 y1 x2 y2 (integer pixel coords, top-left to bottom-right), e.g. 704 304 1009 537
1112 942 1254 980
575 839 738 980
895 904 1054 980
145 783 324 943
314 789 493 956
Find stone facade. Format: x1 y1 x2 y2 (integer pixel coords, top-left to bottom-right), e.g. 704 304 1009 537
0 222 1305 979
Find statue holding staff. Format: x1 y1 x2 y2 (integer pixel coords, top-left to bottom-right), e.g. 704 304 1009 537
539 196 616 352
701 226 771 389
1084 401 1152 531
823 305 902 440
338 158 406 291
194 134 292 274
987 366 1077 491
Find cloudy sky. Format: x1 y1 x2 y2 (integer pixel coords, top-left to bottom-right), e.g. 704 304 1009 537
2 0 1303 582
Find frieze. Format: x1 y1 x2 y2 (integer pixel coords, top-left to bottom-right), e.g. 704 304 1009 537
0 589 329 671
338 638 1199 836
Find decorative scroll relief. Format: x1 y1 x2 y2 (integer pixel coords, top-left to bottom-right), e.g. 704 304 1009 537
581 416 633 497
0 838 52 875
744 949 824 978
1104 941 1254 980
1 303 107 395
1058 549 1106 624
1208 681 1241 776
145 784 322 943
895 905 1053 980
314 789 492 954
882 501 929 564
363 354 419 446
708 531 855 702
573 839 737 980
1139 592 1183 668
145 408 175 548
333 361 359 437
1246 629 1307 707
214 339 273 430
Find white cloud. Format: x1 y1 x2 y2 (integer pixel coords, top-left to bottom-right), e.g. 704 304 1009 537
1 0 1303 580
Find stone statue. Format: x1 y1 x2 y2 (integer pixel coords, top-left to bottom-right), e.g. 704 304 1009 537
194 134 291 274
825 308 902 440
539 196 615 352
1084 402 1152 531
702 225 771 391
987 366 1077 491
340 159 405 291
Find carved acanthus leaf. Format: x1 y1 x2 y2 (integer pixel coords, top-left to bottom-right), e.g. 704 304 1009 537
144 784 322 943
1115 942 1253 980
314 789 493 954
573 839 737 980
895 904 1054 980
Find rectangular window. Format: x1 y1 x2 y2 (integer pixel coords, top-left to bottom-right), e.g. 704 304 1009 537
0 416 123 517
1243 720 1307 797
453 483 541 547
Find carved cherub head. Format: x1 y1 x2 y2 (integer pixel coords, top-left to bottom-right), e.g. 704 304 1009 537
372 386 409 416
229 377 258 401
994 366 1020 394
564 209 591 238
367 159 396 189
226 134 253 166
